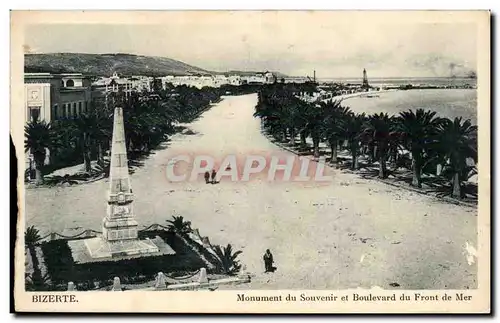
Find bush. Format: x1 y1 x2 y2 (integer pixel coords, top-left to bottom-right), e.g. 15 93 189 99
40 239 76 286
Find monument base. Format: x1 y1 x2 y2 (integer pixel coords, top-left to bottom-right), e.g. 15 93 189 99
67 235 176 264
84 237 160 259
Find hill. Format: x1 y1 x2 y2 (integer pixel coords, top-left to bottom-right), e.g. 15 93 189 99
24 53 213 77
24 53 290 78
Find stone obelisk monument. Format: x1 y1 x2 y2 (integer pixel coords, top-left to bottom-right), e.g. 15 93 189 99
84 107 160 259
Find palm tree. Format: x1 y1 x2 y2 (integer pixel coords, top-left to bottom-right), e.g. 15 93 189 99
254 86 287 141
394 109 442 187
435 117 477 198
24 118 54 184
362 113 394 178
166 215 192 234
89 101 113 167
322 101 351 164
213 244 243 275
300 103 324 158
25 225 42 284
340 112 366 170
72 114 96 173
282 98 303 146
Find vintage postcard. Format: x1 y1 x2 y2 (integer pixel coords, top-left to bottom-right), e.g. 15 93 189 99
11 10 490 313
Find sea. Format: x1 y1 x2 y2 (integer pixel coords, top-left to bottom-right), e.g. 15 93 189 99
319 77 478 125
319 76 477 88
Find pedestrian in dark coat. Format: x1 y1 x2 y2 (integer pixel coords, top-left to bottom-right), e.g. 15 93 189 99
204 171 210 184
211 169 217 184
263 249 274 273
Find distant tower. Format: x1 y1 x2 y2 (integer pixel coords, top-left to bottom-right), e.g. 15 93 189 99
362 68 369 89
313 70 316 83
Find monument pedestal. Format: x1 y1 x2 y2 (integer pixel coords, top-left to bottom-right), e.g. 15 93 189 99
102 216 140 241
84 236 160 260
84 208 161 260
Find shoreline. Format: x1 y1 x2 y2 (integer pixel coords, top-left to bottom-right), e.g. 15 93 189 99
330 89 400 102
327 87 477 125
330 87 476 104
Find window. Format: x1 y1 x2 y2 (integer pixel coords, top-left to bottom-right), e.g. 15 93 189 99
78 102 82 115
84 101 88 114
72 103 76 118
28 107 40 122
61 104 66 118
66 79 74 87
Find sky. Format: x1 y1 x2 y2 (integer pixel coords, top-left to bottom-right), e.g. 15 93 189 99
24 12 478 78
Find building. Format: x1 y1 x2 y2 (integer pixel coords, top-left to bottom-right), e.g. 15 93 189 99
92 72 135 101
159 72 274 89
130 76 154 92
160 74 242 89
227 75 242 86
24 73 93 123
241 71 277 85
24 73 93 173
264 71 277 84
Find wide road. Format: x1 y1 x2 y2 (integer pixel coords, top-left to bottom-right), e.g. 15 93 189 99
26 93 478 290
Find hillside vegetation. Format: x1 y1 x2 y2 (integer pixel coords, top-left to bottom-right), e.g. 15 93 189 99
25 53 213 77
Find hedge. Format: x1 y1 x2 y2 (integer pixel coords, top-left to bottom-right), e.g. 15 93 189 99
40 230 217 291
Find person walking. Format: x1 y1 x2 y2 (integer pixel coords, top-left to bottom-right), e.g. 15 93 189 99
263 249 274 273
211 169 217 184
204 171 210 184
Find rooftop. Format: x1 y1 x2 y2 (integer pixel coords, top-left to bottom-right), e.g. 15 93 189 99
25 72 85 79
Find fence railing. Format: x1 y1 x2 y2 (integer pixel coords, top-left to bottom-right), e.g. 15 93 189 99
64 267 251 291
38 223 208 244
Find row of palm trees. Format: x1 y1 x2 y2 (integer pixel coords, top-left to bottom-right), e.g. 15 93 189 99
254 84 478 199
24 84 224 185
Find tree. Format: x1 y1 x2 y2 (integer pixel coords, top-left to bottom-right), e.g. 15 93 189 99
321 101 350 164
435 117 477 198
89 101 113 167
300 103 324 158
24 118 55 184
166 215 192 234
362 113 394 178
282 98 303 146
394 109 442 187
340 112 366 170
25 225 42 264
25 225 45 290
72 114 96 173
213 244 243 275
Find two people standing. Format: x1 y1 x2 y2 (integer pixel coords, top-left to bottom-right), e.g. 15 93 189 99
204 169 217 184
